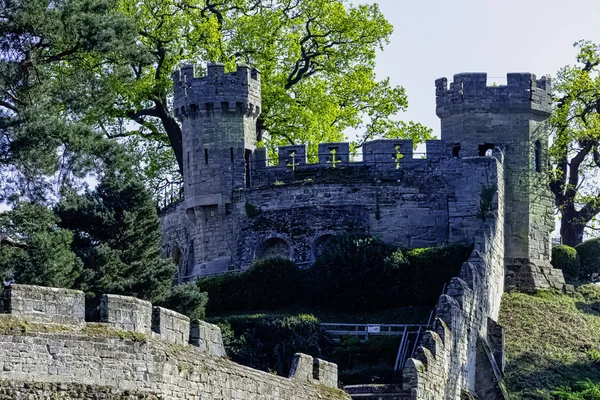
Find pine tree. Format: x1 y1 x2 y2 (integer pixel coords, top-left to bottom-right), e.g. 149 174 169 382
0 202 81 288
56 170 176 304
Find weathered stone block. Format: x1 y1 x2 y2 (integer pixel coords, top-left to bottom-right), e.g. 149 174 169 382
2 284 84 325
189 319 226 357
99 294 152 334
289 353 314 383
152 306 190 345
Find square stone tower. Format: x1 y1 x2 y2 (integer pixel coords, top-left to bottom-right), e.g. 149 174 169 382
436 73 564 290
172 63 261 275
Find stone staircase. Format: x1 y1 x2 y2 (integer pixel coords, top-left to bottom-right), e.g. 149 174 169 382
344 384 410 400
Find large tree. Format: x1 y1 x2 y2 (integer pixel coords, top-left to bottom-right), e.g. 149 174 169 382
66 0 431 198
0 201 81 287
550 40 600 246
55 169 176 304
0 0 138 203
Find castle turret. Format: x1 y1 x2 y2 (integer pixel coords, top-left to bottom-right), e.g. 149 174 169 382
173 62 261 209
172 62 261 275
436 72 563 290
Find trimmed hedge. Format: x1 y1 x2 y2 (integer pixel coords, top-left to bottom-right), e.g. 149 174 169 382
310 234 400 311
214 314 322 376
552 245 581 279
162 282 208 320
198 235 472 314
197 257 302 312
576 238 600 280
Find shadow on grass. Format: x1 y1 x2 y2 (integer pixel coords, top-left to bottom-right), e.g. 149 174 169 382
505 352 600 399
575 301 600 316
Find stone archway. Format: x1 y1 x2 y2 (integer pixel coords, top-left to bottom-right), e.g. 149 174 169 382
256 237 290 260
313 234 334 261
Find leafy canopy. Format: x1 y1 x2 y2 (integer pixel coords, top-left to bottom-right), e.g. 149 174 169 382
61 0 432 199
549 40 600 245
0 0 138 203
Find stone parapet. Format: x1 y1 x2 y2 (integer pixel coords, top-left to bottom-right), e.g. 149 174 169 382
189 319 226 357
400 163 508 399
1 284 84 325
152 306 190 345
288 353 339 389
99 294 152 334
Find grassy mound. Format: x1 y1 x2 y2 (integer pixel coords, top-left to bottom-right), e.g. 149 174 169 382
500 285 600 399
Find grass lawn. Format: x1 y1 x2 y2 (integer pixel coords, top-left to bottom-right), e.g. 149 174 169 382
500 285 600 399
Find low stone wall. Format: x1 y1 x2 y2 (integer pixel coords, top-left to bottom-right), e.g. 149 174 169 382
100 294 152 334
0 285 346 400
152 306 190 345
1 284 84 325
0 380 160 399
189 319 226 357
288 353 338 389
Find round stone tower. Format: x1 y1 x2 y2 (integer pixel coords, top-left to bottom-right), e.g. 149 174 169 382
172 62 261 275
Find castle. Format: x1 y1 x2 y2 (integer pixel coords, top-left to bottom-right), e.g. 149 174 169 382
0 65 571 399
161 63 565 292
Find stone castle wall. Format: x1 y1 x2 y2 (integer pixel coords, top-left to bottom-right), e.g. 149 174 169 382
162 143 503 277
0 284 348 400
400 159 507 399
161 67 565 292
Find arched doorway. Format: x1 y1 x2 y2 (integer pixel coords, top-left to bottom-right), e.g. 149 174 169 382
256 238 290 260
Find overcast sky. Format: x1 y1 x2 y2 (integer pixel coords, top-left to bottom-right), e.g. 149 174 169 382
363 0 600 137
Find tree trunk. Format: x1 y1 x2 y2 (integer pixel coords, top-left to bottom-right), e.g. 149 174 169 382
155 102 184 176
560 210 585 246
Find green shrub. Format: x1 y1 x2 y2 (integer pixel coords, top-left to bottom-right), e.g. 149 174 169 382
216 314 323 376
552 245 581 278
162 282 208 320
576 238 600 280
310 234 400 311
197 257 302 313
243 257 302 309
197 273 246 312
403 244 472 306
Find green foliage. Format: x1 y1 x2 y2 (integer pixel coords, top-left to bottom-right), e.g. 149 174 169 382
0 0 137 203
200 235 470 314
552 245 581 279
162 282 208 321
325 335 400 385
197 257 302 312
549 41 600 245
552 380 600 400
575 238 600 280
0 202 81 288
500 285 600 399
55 172 176 304
310 234 399 311
215 313 323 376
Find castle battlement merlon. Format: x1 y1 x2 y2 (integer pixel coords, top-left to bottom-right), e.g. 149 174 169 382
435 72 552 117
173 62 261 119
266 139 452 169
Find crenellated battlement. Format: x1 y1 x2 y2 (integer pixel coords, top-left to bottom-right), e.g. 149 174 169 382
256 139 453 171
0 283 345 399
435 72 552 117
172 62 261 120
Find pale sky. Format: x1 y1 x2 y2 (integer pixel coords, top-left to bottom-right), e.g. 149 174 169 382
365 0 600 137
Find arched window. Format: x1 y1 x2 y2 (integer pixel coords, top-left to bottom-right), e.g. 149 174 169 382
534 140 542 173
313 234 334 261
256 238 290 260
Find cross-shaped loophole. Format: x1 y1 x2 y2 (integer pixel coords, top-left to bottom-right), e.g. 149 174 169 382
327 148 341 168
286 151 299 171
394 145 404 169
